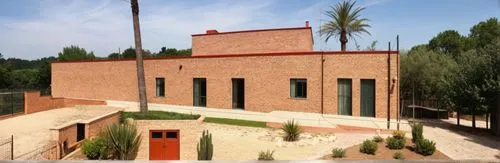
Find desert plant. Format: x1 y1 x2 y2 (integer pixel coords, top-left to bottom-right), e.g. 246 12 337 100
106 123 142 160
373 136 384 143
331 148 345 158
81 136 108 160
386 137 405 150
258 150 274 160
281 120 302 141
392 130 406 140
197 130 213 160
411 123 424 143
393 151 405 160
359 139 377 155
415 138 436 156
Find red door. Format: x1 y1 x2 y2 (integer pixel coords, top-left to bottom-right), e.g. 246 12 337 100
149 130 180 160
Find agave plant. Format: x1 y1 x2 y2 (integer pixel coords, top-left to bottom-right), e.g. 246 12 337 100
281 120 302 141
106 123 142 160
258 150 275 160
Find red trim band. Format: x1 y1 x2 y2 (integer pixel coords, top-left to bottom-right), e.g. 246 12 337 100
52 50 399 64
191 27 312 36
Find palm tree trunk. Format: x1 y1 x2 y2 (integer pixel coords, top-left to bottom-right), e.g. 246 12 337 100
340 30 348 51
131 0 148 113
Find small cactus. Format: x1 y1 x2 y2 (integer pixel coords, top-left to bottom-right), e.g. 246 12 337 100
197 130 213 160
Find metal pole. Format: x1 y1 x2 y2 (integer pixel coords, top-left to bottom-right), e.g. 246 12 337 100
11 135 13 160
396 35 400 130
387 42 391 129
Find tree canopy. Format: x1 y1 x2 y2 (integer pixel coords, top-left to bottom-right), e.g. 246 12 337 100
57 45 96 61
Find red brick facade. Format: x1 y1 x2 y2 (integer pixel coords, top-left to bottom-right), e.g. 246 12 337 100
24 91 106 114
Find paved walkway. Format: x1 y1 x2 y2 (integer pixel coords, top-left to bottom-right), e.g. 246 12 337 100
108 100 500 160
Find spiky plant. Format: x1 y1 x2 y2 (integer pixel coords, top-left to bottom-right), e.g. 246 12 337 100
282 120 302 141
258 150 275 160
106 123 142 160
197 130 213 160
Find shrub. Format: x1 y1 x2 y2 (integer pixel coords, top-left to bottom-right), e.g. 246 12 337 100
106 123 142 160
411 123 424 143
392 130 406 140
415 138 436 156
122 111 200 120
282 120 302 141
373 136 384 143
386 137 405 150
359 140 377 155
393 151 405 160
331 148 345 158
81 137 108 160
258 150 274 160
197 130 213 160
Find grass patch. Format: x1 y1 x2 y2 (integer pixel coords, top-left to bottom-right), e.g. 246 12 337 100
122 111 200 120
203 117 267 128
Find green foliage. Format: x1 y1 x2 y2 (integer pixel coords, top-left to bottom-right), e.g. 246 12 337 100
203 117 267 128
57 45 95 61
281 120 302 141
81 136 108 160
428 30 465 56
393 151 405 160
415 139 436 156
120 47 153 58
122 111 200 120
157 47 192 57
331 148 345 158
373 136 384 143
469 17 500 49
258 150 275 160
197 130 213 160
411 123 424 143
359 139 377 155
106 123 142 160
392 131 406 140
107 52 121 59
386 137 405 150
319 0 370 50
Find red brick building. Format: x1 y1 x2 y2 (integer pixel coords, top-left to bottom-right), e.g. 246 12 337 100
52 23 399 118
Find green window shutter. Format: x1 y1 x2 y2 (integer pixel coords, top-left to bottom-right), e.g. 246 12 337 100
290 79 296 97
338 79 352 116
361 79 375 117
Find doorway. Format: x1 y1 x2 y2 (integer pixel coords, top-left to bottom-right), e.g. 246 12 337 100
337 79 352 116
149 130 180 160
232 79 245 109
360 79 376 117
193 78 207 107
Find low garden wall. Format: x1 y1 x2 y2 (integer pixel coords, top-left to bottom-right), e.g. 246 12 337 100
24 91 106 114
49 110 120 159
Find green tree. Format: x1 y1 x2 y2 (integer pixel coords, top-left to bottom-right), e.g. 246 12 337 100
57 45 96 61
366 41 377 51
121 47 152 58
319 0 371 51
428 30 465 56
36 57 56 89
469 17 500 49
157 47 192 57
108 52 121 59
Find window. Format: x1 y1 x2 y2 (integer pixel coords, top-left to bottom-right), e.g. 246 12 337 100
166 132 178 139
151 132 163 139
156 78 165 97
290 79 307 98
338 79 352 115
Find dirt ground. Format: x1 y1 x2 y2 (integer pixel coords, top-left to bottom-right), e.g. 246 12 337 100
321 139 450 160
0 106 121 158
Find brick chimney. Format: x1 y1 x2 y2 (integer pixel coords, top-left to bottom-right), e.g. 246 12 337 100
206 29 218 34
305 21 309 27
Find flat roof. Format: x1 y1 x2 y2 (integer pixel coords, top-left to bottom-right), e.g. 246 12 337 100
191 27 312 37
52 50 399 64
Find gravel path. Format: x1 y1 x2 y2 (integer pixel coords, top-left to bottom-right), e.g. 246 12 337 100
0 106 121 158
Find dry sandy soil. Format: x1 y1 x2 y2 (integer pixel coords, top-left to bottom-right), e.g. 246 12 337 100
0 106 121 158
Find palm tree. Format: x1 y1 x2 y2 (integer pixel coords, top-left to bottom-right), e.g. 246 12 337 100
319 1 371 51
130 0 148 113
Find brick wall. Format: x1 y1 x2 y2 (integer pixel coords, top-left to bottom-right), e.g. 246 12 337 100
82 111 120 138
52 51 399 118
192 28 313 56
24 91 106 114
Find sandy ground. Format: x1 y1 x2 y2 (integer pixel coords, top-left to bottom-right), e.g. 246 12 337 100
0 106 121 158
202 123 386 160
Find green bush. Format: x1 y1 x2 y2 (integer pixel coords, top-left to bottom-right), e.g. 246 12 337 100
386 137 405 150
392 130 406 140
258 150 275 160
81 137 108 160
282 120 302 141
359 140 377 155
331 148 345 158
106 123 142 160
197 130 213 160
415 138 436 156
393 151 405 160
373 136 384 143
122 111 200 120
411 123 424 143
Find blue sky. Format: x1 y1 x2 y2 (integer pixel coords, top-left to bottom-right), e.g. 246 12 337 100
0 0 498 59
